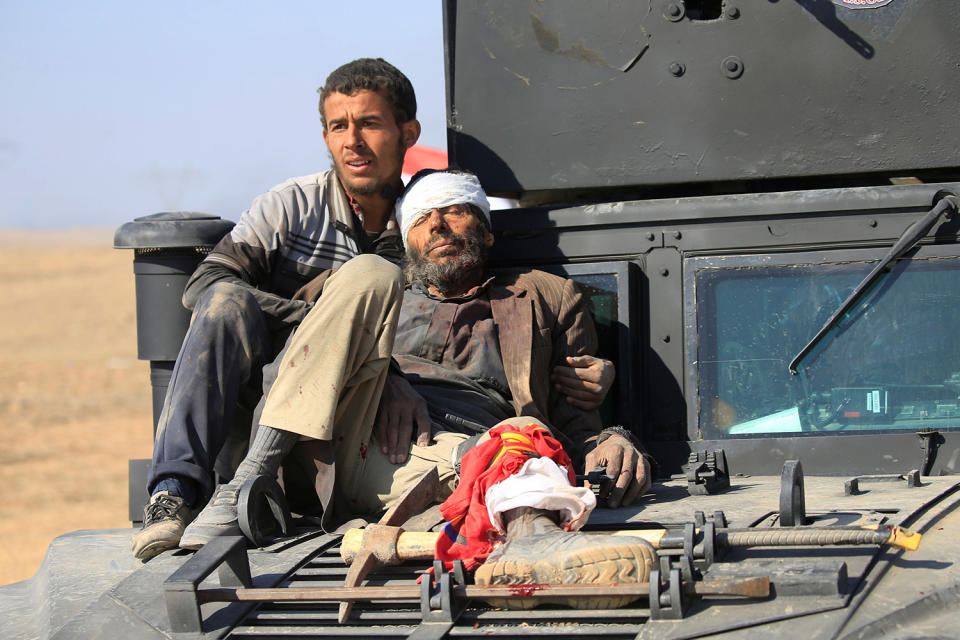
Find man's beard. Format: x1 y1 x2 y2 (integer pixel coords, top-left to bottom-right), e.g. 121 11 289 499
403 227 489 296
331 146 404 198
337 169 383 197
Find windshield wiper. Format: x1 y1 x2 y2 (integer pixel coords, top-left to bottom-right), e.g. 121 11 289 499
789 192 958 375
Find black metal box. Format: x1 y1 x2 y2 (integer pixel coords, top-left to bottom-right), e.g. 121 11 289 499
445 0 960 198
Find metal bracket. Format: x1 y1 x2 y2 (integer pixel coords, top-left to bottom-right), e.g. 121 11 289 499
660 529 697 584
779 460 807 526
649 567 685 620
918 429 945 475
682 522 696 565
701 522 718 567
683 449 731 495
163 536 252 636
844 469 921 495
692 511 726 565
659 516 723 582
658 511 728 576
421 560 468 623
237 474 294 546
693 510 728 529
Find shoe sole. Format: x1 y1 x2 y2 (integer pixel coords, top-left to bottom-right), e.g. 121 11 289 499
474 542 655 609
131 521 190 561
132 539 179 561
179 522 243 550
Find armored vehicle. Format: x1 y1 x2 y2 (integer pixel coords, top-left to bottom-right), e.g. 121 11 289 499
3 0 960 637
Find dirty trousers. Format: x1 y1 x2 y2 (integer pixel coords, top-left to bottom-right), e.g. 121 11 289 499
147 254 400 504
351 417 554 520
148 279 276 500
258 254 407 519
261 258 554 519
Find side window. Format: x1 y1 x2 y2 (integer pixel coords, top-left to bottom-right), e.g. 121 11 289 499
568 272 621 426
491 262 636 428
551 263 636 429
688 249 960 439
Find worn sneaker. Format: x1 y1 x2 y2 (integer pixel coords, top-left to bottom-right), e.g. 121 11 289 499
178 483 243 550
131 491 197 561
473 507 657 609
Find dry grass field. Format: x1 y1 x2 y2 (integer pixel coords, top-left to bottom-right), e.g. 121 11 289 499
0 230 153 585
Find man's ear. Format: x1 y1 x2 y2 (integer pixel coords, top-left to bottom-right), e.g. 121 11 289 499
401 119 421 150
484 228 495 248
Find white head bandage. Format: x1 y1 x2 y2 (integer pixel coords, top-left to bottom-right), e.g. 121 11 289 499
395 171 491 247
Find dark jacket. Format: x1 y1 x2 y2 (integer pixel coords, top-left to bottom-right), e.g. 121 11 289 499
489 269 602 460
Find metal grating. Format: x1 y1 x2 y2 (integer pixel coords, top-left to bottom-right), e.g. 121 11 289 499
226 540 649 639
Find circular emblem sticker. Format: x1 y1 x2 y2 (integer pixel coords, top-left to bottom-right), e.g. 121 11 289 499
831 0 894 7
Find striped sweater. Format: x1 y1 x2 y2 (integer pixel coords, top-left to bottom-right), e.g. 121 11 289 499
182 170 403 330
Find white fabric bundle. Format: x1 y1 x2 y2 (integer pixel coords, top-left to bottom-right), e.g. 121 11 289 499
485 457 597 534
395 171 491 247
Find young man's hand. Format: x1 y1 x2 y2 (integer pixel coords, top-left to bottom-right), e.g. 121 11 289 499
583 433 651 508
551 355 615 410
375 372 432 464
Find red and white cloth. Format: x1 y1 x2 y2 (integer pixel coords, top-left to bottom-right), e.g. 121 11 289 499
434 422 596 570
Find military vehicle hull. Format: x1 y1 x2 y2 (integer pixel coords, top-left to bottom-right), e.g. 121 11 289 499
4 0 960 637
2 472 957 638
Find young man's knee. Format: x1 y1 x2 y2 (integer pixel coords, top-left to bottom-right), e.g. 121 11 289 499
342 255 403 288
193 282 261 323
331 255 404 301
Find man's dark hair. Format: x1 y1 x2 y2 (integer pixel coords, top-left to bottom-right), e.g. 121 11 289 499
318 58 417 129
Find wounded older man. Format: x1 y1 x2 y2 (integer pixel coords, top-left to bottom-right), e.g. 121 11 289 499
178 170 656 598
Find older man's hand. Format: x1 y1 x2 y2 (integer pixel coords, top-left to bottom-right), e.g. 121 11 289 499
583 433 651 508
551 355 615 410
375 371 432 464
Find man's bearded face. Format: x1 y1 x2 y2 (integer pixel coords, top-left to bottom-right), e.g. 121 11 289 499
403 223 489 295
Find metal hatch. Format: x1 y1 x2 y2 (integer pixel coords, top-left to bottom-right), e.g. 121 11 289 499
444 0 960 200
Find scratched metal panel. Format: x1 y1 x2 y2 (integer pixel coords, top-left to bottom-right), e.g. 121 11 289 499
444 0 960 197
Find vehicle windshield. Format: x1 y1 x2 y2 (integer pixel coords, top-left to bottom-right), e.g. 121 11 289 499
691 252 960 439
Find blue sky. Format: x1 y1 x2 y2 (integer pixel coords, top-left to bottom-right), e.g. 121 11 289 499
0 2 446 228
